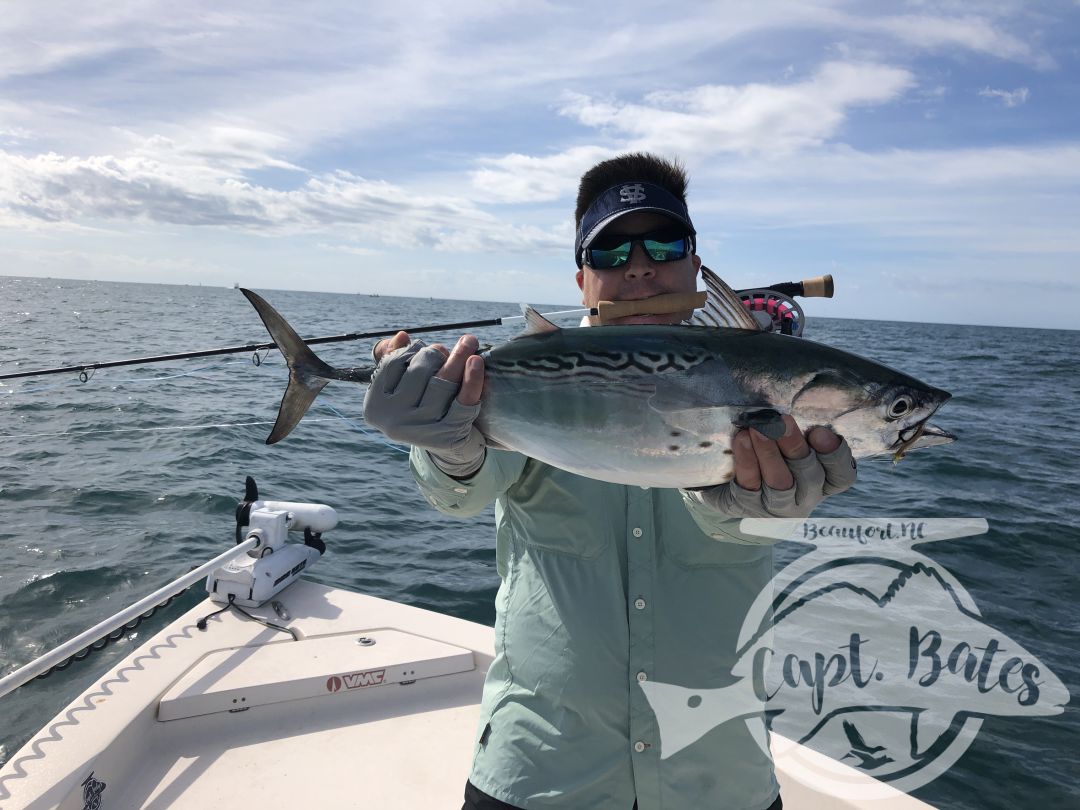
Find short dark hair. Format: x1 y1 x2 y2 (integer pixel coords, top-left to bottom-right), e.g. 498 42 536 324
575 153 689 229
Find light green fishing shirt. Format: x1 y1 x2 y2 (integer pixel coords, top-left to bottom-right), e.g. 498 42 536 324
411 446 781 810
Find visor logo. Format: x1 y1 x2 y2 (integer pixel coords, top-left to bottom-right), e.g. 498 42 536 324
619 184 647 204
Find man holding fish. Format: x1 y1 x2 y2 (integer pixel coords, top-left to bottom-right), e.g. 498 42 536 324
365 154 858 810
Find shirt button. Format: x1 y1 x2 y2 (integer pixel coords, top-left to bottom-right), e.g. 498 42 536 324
632 527 643 538
634 597 646 610
634 741 647 753
636 671 648 683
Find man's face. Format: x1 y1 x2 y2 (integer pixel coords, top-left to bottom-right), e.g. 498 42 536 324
576 211 701 325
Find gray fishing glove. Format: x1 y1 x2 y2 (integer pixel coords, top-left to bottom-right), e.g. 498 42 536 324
362 340 486 478
686 439 857 518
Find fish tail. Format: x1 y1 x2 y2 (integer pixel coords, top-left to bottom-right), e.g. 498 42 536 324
241 289 371 445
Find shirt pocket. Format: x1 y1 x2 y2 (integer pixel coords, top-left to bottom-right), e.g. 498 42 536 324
504 463 614 560
659 493 772 568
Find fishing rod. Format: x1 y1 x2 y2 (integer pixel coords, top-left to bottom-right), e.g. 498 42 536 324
0 306 597 383
0 274 833 383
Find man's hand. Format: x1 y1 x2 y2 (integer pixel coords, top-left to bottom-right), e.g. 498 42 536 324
364 331 486 477
372 331 485 404
691 415 857 518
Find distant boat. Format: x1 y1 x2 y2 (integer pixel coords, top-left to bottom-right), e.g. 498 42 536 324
233 283 240 289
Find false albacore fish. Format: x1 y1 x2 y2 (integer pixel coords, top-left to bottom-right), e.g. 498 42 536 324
240 272 954 489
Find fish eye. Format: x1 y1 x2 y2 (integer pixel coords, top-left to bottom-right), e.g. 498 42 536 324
888 395 914 419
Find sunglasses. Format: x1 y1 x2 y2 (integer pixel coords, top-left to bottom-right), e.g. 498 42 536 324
584 227 695 270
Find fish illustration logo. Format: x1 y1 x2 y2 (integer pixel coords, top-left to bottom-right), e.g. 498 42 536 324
81 771 106 810
640 518 1069 796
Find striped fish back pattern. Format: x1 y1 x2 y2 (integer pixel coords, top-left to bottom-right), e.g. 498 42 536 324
485 330 715 387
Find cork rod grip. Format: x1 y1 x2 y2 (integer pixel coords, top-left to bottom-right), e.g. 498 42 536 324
800 275 834 298
597 291 708 323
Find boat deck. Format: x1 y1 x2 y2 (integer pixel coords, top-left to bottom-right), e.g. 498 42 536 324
0 580 932 809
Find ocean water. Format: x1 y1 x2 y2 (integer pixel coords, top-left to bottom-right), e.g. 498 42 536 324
0 275 1077 808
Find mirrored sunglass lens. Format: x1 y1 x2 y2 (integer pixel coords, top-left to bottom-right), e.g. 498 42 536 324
589 244 631 268
643 238 688 261
586 230 690 268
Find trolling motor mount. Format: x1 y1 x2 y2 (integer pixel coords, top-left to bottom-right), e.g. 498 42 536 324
207 476 338 607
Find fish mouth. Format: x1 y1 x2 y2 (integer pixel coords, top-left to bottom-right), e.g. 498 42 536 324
893 421 957 462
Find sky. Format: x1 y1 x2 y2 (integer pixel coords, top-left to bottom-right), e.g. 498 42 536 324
1 1 1078 328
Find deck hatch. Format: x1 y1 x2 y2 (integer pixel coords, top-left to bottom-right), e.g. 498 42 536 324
157 628 475 721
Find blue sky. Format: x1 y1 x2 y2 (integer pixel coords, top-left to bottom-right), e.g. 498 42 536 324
1 1 1078 328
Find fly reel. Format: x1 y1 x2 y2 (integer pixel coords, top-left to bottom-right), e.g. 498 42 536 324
737 289 805 336
735 274 834 337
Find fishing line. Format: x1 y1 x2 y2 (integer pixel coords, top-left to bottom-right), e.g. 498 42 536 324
11 340 434 457
0 354 403 450
319 401 410 455
0 418 338 442
0 358 273 397
103 359 259 385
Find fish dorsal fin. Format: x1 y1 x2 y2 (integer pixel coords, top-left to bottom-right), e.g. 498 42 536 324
687 266 762 331
516 304 562 338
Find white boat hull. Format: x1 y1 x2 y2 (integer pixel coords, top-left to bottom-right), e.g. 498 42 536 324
0 579 933 809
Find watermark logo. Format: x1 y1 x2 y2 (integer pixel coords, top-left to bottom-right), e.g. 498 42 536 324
640 518 1069 797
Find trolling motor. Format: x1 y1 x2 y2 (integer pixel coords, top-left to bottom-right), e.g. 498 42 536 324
206 476 337 607
734 274 834 337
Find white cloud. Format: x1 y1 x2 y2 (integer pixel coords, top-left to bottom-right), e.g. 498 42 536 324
701 143 1080 188
858 13 1052 69
0 2 1052 163
0 246 227 283
0 118 33 144
0 2 1074 325
977 86 1030 107
131 129 305 174
471 146 614 204
315 242 383 257
688 139 1080 234
473 62 914 202
0 149 565 254
589 62 914 157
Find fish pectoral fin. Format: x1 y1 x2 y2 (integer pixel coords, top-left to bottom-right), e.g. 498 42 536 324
514 305 562 338
647 358 742 412
482 434 512 451
733 408 786 439
658 406 737 437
